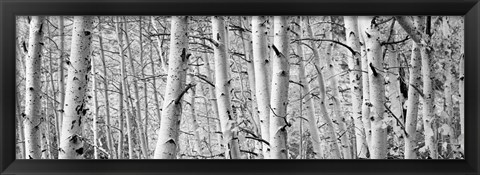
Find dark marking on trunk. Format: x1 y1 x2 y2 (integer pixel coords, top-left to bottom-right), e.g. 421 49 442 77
217 33 221 41
22 41 28 53
280 71 287 77
29 155 33 159
70 135 78 143
75 147 84 155
84 31 91 36
365 31 371 38
272 44 282 57
38 23 43 34
29 87 34 91
369 63 378 77
166 139 176 145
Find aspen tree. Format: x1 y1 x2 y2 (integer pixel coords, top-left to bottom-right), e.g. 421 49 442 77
344 16 368 158
149 17 163 123
294 16 322 158
397 16 437 158
24 16 45 159
441 17 454 155
59 16 93 159
302 16 341 159
252 16 271 158
404 39 422 159
212 16 241 159
92 47 99 159
153 16 189 159
358 16 387 159
358 24 372 150
459 54 464 151
57 16 65 130
269 16 289 159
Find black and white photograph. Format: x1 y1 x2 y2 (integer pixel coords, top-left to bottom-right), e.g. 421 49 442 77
15 16 464 159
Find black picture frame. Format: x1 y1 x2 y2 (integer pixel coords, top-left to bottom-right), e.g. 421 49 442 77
1 0 479 174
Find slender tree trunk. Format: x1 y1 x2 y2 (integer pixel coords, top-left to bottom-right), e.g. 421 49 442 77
114 16 134 159
252 16 271 158
358 16 387 159
358 26 372 151
459 53 464 151
153 16 189 159
57 16 65 131
441 17 454 157
212 16 241 159
92 48 99 159
420 16 437 159
117 84 124 159
302 16 341 159
344 16 368 158
24 16 45 159
188 68 203 155
294 16 323 158
59 16 93 159
268 16 289 159
97 17 115 158
123 17 149 159
404 40 422 159
139 17 150 156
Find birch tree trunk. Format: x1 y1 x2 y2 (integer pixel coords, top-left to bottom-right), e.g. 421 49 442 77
294 16 322 158
459 54 464 151
302 16 341 159
344 16 368 158
212 16 241 159
24 16 45 159
252 16 271 158
153 16 189 159
358 16 387 159
59 16 93 159
92 49 99 159
358 25 372 151
268 16 290 159
404 40 422 159
57 16 65 131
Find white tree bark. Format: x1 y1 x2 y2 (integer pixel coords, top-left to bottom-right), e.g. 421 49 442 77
153 16 189 159
92 48 99 159
358 16 387 159
404 40 422 159
357 27 372 151
302 16 342 159
269 16 290 159
57 16 65 134
459 53 464 151
24 16 45 159
252 16 271 158
212 16 241 159
344 16 368 158
59 16 93 159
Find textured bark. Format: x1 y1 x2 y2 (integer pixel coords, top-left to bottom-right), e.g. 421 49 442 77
212 16 241 159
441 17 454 157
59 16 93 159
357 25 372 151
344 16 368 158
404 41 422 159
295 16 322 158
188 70 203 155
24 16 45 159
139 17 150 156
97 18 115 158
123 16 148 159
153 16 189 159
358 16 387 159
302 16 341 159
269 16 289 159
252 16 271 158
